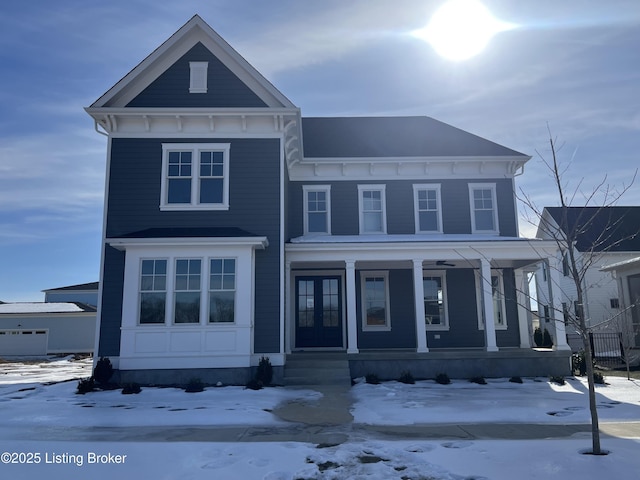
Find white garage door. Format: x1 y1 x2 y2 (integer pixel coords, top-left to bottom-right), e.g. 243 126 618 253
0 330 48 356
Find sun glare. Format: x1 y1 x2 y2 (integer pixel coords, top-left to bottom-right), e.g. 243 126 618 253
413 0 514 61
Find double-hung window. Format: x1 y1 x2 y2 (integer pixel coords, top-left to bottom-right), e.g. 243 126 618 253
161 143 230 210
209 259 236 323
358 185 386 234
174 259 201 324
361 271 390 331
469 183 499 234
423 272 448 329
413 184 442 233
139 259 167 324
303 185 331 235
476 270 507 330
137 257 237 325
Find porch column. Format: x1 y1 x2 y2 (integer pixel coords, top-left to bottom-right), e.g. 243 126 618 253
514 268 532 348
480 259 499 352
547 258 571 350
284 261 292 354
345 260 359 354
412 259 429 352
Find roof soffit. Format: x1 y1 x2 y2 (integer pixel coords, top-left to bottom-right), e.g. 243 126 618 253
89 15 295 110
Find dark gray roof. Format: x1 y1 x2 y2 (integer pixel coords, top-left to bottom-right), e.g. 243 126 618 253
301 116 526 158
115 227 260 238
43 282 99 292
546 206 640 252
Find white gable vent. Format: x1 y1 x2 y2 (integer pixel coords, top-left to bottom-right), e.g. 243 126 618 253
189 61 208 93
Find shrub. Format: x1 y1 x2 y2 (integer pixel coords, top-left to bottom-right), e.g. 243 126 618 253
399 370 415 384
435 373 450 385
543 329 554 348
572 351 587 376
593 371 605 385
121 383 141 395
469 376 487 385
255 356 273 386
76 378 95 395
534 328 554 348
245 378 263 390
509 376 523 384
550 376 565 385
93 357 114 386
184 378 204 393
365 373 380 385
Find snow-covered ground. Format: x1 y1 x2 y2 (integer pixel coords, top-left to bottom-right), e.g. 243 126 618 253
1 356 639 479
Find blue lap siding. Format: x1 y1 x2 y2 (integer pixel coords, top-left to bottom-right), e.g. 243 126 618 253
288 178 518 238
98 137 282 356
126 43 267 108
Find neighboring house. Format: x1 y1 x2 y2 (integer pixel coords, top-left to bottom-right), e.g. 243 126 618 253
535 206 640 350
86 15 570 385
601 257 640 349
43 281 99 307
0 282 98 356
0 302 96 356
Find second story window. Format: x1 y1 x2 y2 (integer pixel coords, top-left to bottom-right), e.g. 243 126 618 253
413 184 442 233
161 143 230 211
358 185 386 234
303 185 331 235
469 183 499 234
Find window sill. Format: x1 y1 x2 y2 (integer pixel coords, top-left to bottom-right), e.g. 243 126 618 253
160 204 230 212
426 326 450 331
362 326 391 332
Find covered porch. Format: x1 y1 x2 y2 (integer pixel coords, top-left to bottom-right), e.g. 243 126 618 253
285 236 571 377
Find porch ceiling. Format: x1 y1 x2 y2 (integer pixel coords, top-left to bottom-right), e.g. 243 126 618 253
286 236 557 269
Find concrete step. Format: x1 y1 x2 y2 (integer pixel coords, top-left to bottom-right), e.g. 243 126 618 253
284 353 352 386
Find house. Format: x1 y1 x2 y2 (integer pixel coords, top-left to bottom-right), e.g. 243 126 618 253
0 302 96 356
43 281 99 307
601 257 640 352
535 206 640 351
85 15 570 385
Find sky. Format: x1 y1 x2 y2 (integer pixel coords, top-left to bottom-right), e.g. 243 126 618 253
1 0 639 302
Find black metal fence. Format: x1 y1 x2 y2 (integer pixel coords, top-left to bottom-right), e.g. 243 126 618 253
589 332 624 368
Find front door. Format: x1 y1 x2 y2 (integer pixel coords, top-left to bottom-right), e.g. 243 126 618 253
295 276 342 348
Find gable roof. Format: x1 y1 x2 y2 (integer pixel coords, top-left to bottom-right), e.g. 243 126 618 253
301 116 527 159
89 15 295 109
544 206 640 252
42 282 99 293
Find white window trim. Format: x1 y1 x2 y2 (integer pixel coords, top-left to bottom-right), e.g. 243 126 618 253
302 185 331 235
423 270 449 331
413 184 443 234
357 184 387 234
475 269 508 330
136 255 241 327
138 257 169 326
360 270 391 331
189 61 208 93
172 258 203 325
160 143 231 211
468 183 499 235
208 257 237 324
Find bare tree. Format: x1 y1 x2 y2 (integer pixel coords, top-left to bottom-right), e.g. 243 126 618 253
520 127 637 455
